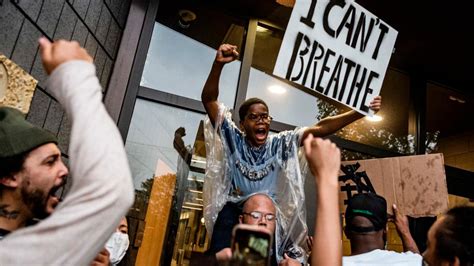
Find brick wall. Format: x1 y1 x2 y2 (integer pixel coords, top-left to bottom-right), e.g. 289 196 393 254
0 0 131 156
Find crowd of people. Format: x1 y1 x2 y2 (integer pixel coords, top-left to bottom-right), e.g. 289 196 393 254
0 39 472 266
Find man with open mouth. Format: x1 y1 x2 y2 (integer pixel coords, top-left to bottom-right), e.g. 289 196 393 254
0 38 134 265
201 44 381 263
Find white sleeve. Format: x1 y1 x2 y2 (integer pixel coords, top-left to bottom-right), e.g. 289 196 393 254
0 61 134 265
295 126 308 146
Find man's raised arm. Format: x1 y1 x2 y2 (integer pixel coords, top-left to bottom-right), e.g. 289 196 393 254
304 135 342 266
201 44 239 126
0 38 134 265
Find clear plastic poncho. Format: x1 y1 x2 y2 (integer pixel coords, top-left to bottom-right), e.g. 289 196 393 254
203 104 310 263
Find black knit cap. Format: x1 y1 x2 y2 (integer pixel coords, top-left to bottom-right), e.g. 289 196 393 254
345 193 388 233
0 107 57 158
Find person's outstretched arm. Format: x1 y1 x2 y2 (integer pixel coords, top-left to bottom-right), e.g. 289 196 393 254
392 204 420 254
201 44 239 126
304 135 342 266
0 39 134 265
301 96 382 142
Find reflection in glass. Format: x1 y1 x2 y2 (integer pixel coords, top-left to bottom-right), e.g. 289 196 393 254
341 149 375 161
125 99 203 189
170 122 210 265
247 67 319 127
329 69 412 153
252 24 284 74
125 99 211 265
141 22 240 107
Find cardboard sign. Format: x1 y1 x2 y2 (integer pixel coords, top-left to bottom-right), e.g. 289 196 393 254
274 0 398 116
339 153 448 217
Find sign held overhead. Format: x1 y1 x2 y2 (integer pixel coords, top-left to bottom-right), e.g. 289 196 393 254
274 0 398 116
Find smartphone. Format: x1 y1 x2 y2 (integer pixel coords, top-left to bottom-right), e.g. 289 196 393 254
230 224 273 266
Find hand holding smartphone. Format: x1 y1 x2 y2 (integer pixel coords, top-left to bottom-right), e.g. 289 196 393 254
230 224 273 266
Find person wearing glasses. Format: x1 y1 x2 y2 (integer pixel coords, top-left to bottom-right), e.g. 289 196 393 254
201 43 382 263
215 193 301 266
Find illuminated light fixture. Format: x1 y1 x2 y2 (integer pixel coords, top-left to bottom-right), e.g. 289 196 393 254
183 206 202 211
256 25 270 33
449 95 466 104
189 189 203 194
187 178 204 183
177 9 196 29
268 85 286 94
201 217 205 224
276 0 295 7
184 202 203 207
365 115 383 122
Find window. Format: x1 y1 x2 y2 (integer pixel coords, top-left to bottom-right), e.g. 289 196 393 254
141 22 241 107
126 99 204 188
124 5 247 263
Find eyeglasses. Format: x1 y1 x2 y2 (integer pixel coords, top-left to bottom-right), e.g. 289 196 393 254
242 211 276 222
246 113 273 123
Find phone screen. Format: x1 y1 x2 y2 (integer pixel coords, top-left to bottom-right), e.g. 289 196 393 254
231 226 272 266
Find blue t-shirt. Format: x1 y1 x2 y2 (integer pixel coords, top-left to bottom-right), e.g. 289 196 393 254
220 115 304 199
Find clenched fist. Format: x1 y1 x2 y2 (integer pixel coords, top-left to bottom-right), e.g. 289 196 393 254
39 37 93 75
304 134 341 186
215 43 239 65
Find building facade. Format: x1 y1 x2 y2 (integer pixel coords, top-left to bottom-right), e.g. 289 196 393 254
1 0 473 265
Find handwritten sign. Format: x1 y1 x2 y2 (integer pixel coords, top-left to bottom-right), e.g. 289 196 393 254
340 154 449 217
274 0 398 115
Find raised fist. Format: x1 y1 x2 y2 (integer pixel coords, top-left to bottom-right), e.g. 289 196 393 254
39 37 93 75
215 43 239 65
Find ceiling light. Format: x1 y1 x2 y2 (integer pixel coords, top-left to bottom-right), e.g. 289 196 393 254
268 85 286 94
365 115 383 122
183 202 203 207
182 206 202 211
449 95 466 104
256 25 270 33
177 10 196 29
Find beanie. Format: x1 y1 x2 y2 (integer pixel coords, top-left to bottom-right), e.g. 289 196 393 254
0 107 57 157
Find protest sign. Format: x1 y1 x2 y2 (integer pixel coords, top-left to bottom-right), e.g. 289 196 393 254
274 0 398 116
339 153 449 217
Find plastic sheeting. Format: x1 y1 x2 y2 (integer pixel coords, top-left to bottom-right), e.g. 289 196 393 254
203 104 310 263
